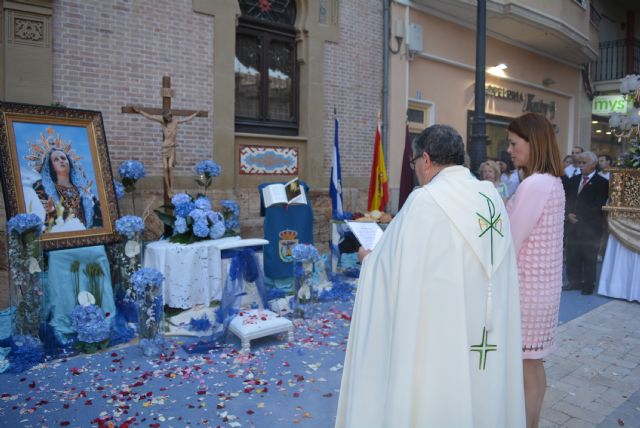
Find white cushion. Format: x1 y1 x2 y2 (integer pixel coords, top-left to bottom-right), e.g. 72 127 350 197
228 309 292 341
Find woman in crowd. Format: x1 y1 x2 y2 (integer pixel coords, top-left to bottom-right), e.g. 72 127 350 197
498 151 520 198
479 160 509 202
506 113 565 428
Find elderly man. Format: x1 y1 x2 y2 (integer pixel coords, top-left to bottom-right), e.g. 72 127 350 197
336 125 525 428
564 151 609 295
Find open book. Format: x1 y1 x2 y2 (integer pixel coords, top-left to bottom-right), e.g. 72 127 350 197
262 177 308 208
346 221 384 251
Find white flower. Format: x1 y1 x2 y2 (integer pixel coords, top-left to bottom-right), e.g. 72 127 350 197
27 257 41 274
297 283 311 301
124 239 141 257
77 291 96 307
313 280 333 293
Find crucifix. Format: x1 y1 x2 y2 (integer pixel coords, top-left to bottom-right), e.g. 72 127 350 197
122 76 208 208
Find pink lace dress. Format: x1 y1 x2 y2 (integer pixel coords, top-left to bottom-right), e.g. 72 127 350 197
507 173 565 359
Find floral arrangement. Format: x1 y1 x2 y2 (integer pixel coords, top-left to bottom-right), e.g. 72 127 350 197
84 263 105 307
118 160 146 192
131 267 164 356
7 214 43 339
8 213 44 237
70 303 111 353
292 243 320 262
113 180 125 201
115 215 145 240
156 193 226 244
112 216 145 311
292 244 321 305
195 159 221 193
220 199 240 236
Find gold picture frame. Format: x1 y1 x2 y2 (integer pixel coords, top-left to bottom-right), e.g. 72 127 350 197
0 102 120 250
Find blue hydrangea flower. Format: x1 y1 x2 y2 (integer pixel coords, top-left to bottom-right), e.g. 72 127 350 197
206 210 223 224
174 216 188 234
113 180 125 201
188 208 207 222
118 160 146 180
292 244 319 262
70 304 111 343
193 220 210 238
220 199 240 216
194 196 212 211
7 213 43 237
171 193 191 206
225 217 240 230
115 215 145 239
131 267 164 297
171 193 194 217
209 221 226 239
195 159 221 177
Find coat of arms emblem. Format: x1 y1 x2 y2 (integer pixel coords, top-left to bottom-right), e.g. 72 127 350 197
278 229 298 262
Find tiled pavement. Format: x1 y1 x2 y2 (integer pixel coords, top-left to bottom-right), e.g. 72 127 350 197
542 299 640 428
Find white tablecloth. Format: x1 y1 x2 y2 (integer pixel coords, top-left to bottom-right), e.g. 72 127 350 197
144 237 267 309
598 235 640 302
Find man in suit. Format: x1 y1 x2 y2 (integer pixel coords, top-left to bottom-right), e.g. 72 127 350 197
564 151 609 295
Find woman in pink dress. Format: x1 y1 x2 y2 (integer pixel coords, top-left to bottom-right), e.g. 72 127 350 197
507 113 565 428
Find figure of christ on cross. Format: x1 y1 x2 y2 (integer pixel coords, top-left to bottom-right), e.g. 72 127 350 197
122 76 208 208
132 107 199 199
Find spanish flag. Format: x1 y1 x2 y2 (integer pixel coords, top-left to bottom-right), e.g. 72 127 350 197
367 124 389 211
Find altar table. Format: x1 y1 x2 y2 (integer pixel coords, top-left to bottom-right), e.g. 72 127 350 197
598 235 640 302
144 237 267 309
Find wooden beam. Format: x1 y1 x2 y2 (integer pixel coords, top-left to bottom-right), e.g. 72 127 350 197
121 106 208 117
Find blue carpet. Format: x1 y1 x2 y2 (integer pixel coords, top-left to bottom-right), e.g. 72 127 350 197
0 301 353 428
0 261 623 427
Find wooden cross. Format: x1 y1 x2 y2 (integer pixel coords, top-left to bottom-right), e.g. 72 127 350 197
122 76 208 209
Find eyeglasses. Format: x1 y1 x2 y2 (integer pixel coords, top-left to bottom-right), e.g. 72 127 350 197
409 153 422 170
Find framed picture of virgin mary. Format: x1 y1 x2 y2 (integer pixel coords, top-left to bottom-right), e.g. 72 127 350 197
0 102 120 250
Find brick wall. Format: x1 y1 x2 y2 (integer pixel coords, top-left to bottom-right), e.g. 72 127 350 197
52 0 215 177
324 0 384 182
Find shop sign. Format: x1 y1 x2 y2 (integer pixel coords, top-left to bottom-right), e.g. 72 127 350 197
592 95 629 115
523 94 556 121
485 85 524 102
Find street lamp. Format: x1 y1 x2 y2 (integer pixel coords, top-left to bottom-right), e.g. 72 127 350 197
469 0 488 175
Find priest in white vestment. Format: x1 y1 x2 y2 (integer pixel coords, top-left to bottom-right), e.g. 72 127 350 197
336 125 525 428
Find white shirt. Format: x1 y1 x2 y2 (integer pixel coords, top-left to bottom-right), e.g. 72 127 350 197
578 170 596 194
565 164 581 177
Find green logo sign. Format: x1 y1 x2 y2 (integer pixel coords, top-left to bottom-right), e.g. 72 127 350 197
592 95 630 115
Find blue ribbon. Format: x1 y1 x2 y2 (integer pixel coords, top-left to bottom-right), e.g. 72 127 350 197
215 248 266 337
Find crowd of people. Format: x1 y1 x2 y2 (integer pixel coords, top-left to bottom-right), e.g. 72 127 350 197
336 113 612 428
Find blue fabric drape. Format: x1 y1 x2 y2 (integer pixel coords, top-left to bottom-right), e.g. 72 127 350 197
215 248 267 332
258 181 314 279
45 246 115 343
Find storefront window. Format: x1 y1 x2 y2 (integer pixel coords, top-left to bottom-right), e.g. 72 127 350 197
466 112 511 162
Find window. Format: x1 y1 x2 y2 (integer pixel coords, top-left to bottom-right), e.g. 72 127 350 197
235 0 298 135
407 100 432 135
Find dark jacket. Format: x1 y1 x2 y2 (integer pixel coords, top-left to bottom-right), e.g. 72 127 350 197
565 173 609 245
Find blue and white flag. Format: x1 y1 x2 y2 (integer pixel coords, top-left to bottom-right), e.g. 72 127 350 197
330 117 344 219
